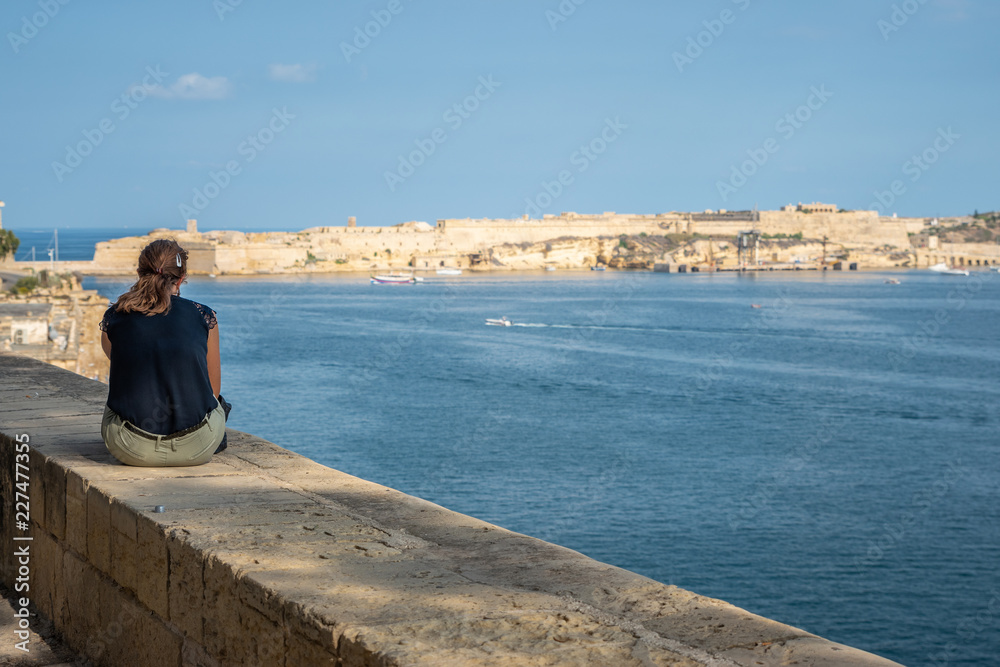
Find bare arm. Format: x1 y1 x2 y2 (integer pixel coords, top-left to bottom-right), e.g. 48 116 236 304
207 324 221 398
101 331 112 360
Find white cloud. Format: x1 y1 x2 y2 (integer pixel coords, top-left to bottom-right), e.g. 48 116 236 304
268 63 317 83
146 73 233 100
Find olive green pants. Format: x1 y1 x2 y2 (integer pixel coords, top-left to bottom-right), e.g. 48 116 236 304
101 401 226 467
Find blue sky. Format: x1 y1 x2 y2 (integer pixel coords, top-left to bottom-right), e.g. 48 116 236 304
1 0 996 231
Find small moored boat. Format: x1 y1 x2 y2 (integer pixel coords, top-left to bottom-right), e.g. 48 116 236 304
436 268 463 275
371 273 418 284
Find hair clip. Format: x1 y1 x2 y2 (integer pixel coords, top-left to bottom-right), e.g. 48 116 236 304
176 253 182 267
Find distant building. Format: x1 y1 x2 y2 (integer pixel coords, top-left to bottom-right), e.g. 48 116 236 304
187 218 198 233
0 282 110 380
790 202 838 214
0 304 51 347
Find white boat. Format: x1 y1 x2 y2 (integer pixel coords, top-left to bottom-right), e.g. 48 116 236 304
485 317 512 327
371 273 417 284
591 265 606 271
928 263 969 276
436 268 462 275
545 266 556 272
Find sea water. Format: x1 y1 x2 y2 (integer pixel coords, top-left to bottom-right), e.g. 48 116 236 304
81 266 999 667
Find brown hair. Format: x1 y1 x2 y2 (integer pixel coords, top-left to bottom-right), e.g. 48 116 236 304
113 239 189 315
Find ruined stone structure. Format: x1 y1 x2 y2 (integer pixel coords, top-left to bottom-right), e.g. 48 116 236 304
0 277 109 380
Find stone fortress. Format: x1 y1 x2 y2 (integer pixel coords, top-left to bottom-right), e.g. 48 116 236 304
73 205 998 275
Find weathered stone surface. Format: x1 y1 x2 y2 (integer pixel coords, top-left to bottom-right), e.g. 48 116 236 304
110 499 138 594
167 529 206 644
0 355 904 666
42 457 66 541
64 469 89 556
86 484 112 576
136 513 170 619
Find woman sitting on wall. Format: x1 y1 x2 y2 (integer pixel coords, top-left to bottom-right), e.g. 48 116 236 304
99 239 230 466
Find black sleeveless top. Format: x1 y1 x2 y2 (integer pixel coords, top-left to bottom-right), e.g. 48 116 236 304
100 296 218 435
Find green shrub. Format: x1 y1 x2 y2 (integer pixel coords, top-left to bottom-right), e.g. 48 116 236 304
12 276 38 294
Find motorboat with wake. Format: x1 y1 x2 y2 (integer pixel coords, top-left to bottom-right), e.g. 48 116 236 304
486 317 512 327
928 263 969 276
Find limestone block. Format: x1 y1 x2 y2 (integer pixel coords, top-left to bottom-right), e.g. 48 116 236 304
338 630 388 667
64 469 88 556
30 528 64 622
28 448 47 535
136 514 169 619
87 484 112 575
43 456 67 541
284 633 339 667
168 530 206 643
0 435 13 585
96 575 183 667
61 550 100 656
182 637 220 667
281 597 341 659
204 555 286 666
110 499 138 593
232 601 285 667
202 555 239 662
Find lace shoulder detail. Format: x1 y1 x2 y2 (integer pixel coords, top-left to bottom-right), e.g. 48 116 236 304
193 302 217 330
99 305 116 332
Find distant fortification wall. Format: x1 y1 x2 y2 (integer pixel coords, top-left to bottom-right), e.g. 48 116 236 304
75 209 922 275
437 210 910 248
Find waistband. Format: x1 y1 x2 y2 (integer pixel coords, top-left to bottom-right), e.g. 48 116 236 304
122 413 211 441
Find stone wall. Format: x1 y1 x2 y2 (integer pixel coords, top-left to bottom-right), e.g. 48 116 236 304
0 354 902 666
68 209 927 275
916 242 1000 267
